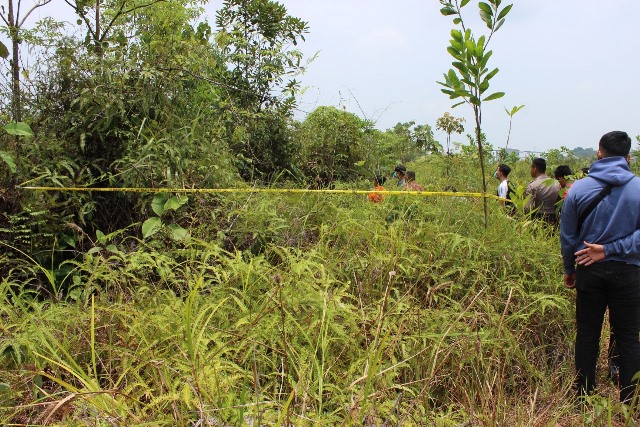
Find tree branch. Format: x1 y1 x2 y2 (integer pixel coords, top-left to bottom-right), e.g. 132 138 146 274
17 0 53 28
64 0 97 40
100 0 167 42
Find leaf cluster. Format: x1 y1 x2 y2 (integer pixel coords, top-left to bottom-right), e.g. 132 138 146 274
437 0 512 108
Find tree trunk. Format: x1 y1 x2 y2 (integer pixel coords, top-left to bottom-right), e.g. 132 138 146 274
7 0 21 122
94 0 103 56
475 110 487 228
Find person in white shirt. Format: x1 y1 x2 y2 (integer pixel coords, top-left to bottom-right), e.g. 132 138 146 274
495 163 512 199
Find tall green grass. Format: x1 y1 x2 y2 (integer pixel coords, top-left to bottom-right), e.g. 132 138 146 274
0 162 632 425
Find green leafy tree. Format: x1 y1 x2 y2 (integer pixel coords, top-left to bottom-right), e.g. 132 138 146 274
296 106 365 185
438 0 513 226
436 112 465 156
23 0 236 235
386 121 440 163
414 123 441 154
214 0 309 178
359 128 400 178
388 121 416 163
542 146 576 166
0 0 52 122
64 0 168 56
458 132 492 160
215 0 308 113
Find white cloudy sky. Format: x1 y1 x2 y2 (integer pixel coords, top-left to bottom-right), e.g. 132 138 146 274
22 0 640 152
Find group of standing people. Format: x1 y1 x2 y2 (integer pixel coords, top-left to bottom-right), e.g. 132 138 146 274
500 131 640 408
368 164 423 203
370 133 640 408
494 158 577 223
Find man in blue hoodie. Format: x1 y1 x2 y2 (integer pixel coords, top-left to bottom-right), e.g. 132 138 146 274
560 130 640 405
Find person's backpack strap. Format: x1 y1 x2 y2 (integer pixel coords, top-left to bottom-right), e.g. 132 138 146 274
577 182 614 231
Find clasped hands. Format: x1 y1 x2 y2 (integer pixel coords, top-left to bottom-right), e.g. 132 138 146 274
563 241 606 289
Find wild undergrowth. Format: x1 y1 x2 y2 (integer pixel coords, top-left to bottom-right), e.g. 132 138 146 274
0 183 630 426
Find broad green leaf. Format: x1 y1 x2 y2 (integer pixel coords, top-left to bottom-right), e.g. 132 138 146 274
482 67 500 83
497 4 513 20
0 41 8 59
61 234 77 248
164 194 188 211
440 6 457 16
87 247 102 255
451 29 463 42
479 50 493 68
464 40 476 56
506 105 525 116
447 69 460 84
478 2 493 15
495 18 506 32
452 61 469 74
479 10 492 28
4 122 33 137
452 101 466 108
354 160 365 167
167 223 189 242
450 40 463 51
461 78 475 87
447 46 462 59
453 17 462 25
477 35 486 51
96 230 106 245
106 244 118 252
0 151 16 173
483 92 505 101
151 193 169 216
460 0 471 7
142 217 162 239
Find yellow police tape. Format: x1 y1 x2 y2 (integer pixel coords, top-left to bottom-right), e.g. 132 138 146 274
17 184 505 201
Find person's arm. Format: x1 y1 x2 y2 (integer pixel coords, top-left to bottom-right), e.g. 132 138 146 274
560 190 580 277
523 182 535 213
604 229 640 257
575 230 640 266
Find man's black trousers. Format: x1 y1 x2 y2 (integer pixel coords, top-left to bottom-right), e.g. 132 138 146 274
575 261 640 403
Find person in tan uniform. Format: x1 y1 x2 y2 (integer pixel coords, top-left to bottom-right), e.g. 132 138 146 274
524 157 560 224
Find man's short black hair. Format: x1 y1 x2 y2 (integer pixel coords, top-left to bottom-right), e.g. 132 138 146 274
554 165 572 180
394 164 406 173
599 131 631 157
532 157 547 173
497 164 511 177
